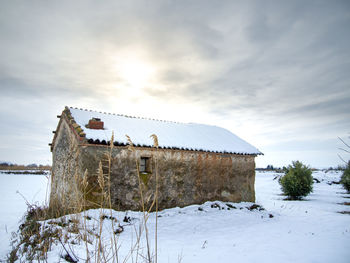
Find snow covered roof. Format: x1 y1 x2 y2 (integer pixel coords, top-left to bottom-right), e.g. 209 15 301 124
67 107 262 155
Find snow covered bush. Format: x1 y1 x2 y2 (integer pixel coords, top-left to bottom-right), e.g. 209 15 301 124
279 161 313 200
340 161 350 192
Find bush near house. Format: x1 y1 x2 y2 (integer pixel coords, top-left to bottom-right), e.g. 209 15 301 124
279 161 313 200
340 161 350 192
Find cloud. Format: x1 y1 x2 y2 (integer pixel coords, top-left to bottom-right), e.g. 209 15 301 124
0 0 349 166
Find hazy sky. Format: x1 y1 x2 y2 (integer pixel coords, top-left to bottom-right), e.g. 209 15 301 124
0 0 349 168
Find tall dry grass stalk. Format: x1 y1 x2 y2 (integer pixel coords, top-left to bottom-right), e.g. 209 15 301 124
125 133 160 263
150 134 159 263
97 160 105 262
106 132 119 263
125 134 150 262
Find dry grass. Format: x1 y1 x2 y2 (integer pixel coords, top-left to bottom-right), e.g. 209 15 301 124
9 132 161 263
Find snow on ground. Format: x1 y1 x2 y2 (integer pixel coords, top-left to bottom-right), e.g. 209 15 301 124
1 170 349 262
0 171 49 259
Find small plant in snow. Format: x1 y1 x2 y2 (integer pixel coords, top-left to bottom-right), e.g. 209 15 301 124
340 161 350 192
338 135 350 192
279 161 313 200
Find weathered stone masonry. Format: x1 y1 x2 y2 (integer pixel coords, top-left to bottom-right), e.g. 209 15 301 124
50 108 258 211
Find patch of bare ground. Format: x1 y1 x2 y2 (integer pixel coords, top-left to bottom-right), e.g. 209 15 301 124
338 202 350 206
337 211 350 215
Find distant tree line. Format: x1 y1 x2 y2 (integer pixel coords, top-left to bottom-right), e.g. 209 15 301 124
256 165 285 173
256 164 345 173
0 162 51 170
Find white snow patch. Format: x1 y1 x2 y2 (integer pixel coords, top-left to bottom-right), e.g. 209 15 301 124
0 172 48 258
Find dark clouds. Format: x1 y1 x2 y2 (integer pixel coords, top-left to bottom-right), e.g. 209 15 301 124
0 0 349 166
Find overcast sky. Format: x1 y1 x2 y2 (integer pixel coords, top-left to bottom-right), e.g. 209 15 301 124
0 0 349 168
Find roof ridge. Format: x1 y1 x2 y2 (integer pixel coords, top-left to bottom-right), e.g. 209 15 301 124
68 106 189 125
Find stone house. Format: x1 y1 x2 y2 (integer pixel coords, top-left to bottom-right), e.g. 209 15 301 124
49 106 262 211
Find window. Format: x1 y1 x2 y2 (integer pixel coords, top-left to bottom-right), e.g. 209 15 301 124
140 157 151 173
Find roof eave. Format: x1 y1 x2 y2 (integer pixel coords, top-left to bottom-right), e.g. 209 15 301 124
81 139 261 156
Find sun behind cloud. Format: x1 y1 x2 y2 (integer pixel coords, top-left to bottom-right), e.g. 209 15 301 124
114 55 156 90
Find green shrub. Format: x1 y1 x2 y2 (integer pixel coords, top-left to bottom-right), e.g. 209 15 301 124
340 161 350 192
279 161 313 200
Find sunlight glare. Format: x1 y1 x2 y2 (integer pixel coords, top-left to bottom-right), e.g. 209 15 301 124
115 56 155 89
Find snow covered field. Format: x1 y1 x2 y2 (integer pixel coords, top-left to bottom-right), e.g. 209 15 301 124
1 170 349 262
0 172 49 259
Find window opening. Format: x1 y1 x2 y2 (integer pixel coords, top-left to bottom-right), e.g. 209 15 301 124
140 157 151 173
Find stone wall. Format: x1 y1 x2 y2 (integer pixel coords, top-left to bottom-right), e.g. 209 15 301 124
50 117 81 211
73 145 256 211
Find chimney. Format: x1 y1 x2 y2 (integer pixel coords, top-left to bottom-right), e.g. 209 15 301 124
88 117 104 130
